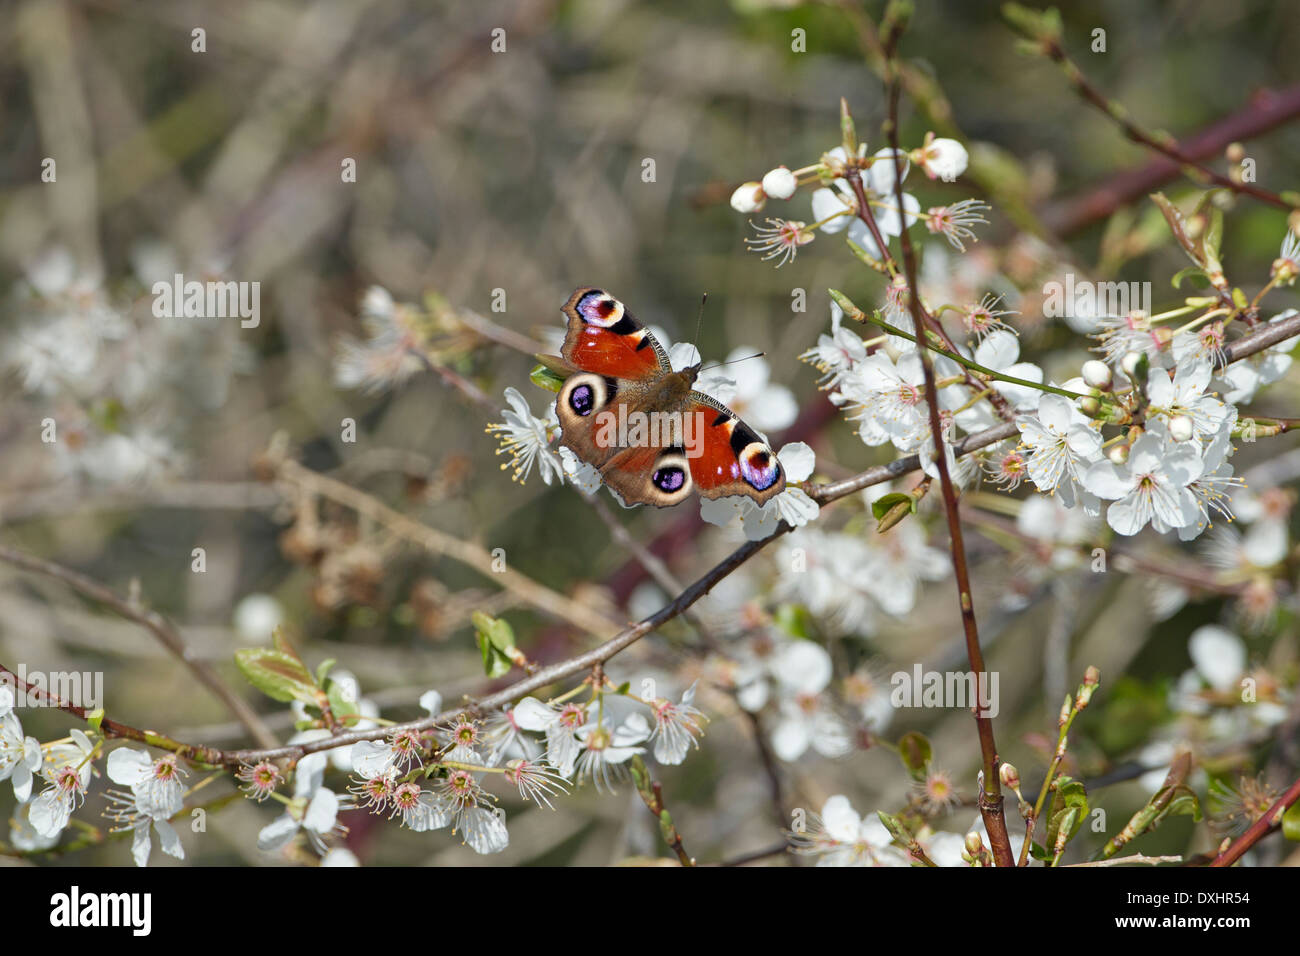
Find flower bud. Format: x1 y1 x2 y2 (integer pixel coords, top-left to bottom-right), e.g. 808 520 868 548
1107 443 1129 465
729 182 766 214
1000 762 1021 792
1081 360 1112 390
1078 395 1101 417
1120 350 1147 380
918 135 969 182
1168 415 1195 442
964 831 985 855
760 166 797 200
1272 254 1299 285
1076 666 1100 709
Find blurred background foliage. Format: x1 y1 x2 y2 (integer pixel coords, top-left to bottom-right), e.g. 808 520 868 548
1 0 1298 865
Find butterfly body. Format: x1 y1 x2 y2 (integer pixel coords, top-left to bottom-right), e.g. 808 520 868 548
554 288 785 508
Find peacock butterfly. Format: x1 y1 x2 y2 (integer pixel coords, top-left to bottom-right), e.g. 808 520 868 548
553 287 785 508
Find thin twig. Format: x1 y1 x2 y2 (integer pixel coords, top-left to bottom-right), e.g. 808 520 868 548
858 5 1014 865
1044 84 1300 236
1068 854 1182 867
1023 31 1296 210
1210 774 1300 867
276 457 622 637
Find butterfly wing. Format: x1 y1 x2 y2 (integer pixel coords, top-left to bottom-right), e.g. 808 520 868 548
555 288 671 485
685 391 785 505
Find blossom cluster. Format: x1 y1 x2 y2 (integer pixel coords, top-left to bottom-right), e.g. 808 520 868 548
2 246 253 487
1 669 707 864
730 134 988 269
325 677 703 856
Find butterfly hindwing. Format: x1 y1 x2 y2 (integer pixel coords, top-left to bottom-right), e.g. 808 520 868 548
685 392 785 504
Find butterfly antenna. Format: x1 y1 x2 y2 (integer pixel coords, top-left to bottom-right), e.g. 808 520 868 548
694 293 708 347
698 351 766 373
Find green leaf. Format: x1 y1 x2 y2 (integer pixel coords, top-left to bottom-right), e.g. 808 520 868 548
473 612 517 678
1199 204 1224 272
1046 778 1089 853
529 363 567 393
658 809 676 846
1002 2 1062 42
315 658 337 686
1161 787 1202 824
326 678 361 722
839 97 857 157
1170 266 1209 289
234 648 321 705
629 755 655 804
897 731 932 778
476 634 513 678
873 491 918 532
1282 802 1300 841
1049 806 1081 860
1029 840 1054 862
85 708 105 733
472 611 516 652
872 492 915 521
271 625 304 664
614 681 631 695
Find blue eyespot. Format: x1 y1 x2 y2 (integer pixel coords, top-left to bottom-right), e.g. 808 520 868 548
653 466 686 492
569 383 595 416
740 446 779 491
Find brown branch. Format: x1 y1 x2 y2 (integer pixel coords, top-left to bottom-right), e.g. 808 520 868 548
1045 84 1300 236
0 662 228 766
878 10 1014 868
1223 310 1300 361
1034 38 1296 212
1209 774 1300 867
